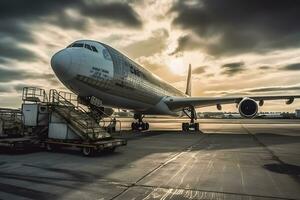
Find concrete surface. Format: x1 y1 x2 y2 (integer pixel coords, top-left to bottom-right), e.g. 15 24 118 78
0 119 299 200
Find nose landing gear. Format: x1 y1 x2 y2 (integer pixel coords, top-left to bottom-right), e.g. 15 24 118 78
131 114 149 131
182 106 200 132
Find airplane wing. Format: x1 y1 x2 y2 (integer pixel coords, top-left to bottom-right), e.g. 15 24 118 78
164 95 300 110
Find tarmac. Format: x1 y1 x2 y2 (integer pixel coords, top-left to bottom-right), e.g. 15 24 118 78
0 118 299 200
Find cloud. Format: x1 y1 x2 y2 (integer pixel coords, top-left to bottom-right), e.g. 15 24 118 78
137 56 166 71
281 63 300 70
249 85 300 93
122 29 169 58
259 66 272 70
0 1 142 28
170 34 200 55
221 62 245 76
0 84 13 93
171 0 300 56
0 0 142 62
0 66 57 83
0 40 38 62
208 84 300 96
192 66 206 74
80 1 142 27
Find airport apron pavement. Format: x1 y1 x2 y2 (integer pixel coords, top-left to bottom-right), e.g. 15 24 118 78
0 120 299 200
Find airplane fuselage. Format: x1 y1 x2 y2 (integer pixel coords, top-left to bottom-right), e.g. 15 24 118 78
51 40 185 115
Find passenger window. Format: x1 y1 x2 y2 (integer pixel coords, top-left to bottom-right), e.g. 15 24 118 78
91 46 98 52
72 43 84 47
85 44 92 51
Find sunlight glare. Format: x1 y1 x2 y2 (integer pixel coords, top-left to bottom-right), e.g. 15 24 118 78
168 58 186 75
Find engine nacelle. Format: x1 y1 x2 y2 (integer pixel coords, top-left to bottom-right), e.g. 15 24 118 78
238 98 258 118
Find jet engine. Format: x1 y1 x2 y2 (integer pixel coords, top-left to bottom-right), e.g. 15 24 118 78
238 98 258 118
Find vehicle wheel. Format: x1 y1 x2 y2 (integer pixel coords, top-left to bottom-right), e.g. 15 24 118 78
105 147 116 153
46 143 53 151
131 122 136 131
195 123 200 131
141 122 146 130
145 122 149 130
82 147 94 156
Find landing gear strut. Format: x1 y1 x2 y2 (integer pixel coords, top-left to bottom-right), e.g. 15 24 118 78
131 114 149 131
182 106 200 132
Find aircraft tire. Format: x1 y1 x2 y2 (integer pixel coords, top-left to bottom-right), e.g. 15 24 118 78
131 122 136 131
182 123 189 131
82 147 94 156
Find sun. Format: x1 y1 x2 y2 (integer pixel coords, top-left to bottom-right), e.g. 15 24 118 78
168 58 186 75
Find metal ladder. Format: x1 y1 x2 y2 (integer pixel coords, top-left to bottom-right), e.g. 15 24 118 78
58 90 122 133
49 89 111 141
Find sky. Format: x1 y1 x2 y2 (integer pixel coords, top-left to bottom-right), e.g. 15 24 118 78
0 0 300 112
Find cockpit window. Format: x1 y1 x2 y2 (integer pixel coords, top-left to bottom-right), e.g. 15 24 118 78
66 42 98 54
91 46 98 52
85 44 92 51
72 43 84 47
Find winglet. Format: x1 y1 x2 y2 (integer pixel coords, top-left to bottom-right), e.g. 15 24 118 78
185 64 192 96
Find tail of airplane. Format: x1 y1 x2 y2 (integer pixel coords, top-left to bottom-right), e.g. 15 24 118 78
185 64 192 96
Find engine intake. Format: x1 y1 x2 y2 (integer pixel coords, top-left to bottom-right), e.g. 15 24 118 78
238 98 258 118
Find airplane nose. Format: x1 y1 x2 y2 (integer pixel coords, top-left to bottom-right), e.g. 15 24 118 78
51 50 71 75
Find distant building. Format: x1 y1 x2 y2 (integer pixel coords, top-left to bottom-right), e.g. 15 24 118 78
296 109 300 118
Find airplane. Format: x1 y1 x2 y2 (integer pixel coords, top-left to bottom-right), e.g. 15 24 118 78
50 40 300 131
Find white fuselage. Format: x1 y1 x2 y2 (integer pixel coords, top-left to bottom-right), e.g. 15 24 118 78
51 40 185 116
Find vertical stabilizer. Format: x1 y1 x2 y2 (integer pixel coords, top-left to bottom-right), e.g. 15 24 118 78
185 64 192 96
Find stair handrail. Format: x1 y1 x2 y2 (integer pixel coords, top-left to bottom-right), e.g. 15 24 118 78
22 87 48 103
49 89 100 140
88 105 122 132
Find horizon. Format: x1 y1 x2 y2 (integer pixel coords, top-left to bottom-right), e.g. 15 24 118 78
0 0 300 112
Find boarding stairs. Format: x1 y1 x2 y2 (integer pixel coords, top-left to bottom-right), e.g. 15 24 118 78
49 89 111 141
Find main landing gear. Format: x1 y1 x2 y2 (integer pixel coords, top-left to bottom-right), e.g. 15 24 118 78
131 114 149 131
182 106 200 132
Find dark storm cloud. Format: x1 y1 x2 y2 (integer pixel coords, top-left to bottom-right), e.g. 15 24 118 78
169 35 199 55
281 63 300 71
0 67 57 83
0 41 38 62
80 2 142 27
171 0 300 56
0 0 141 28
0 0 141 62
192 66 206 74
221 62 245 76
259 66 272 70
